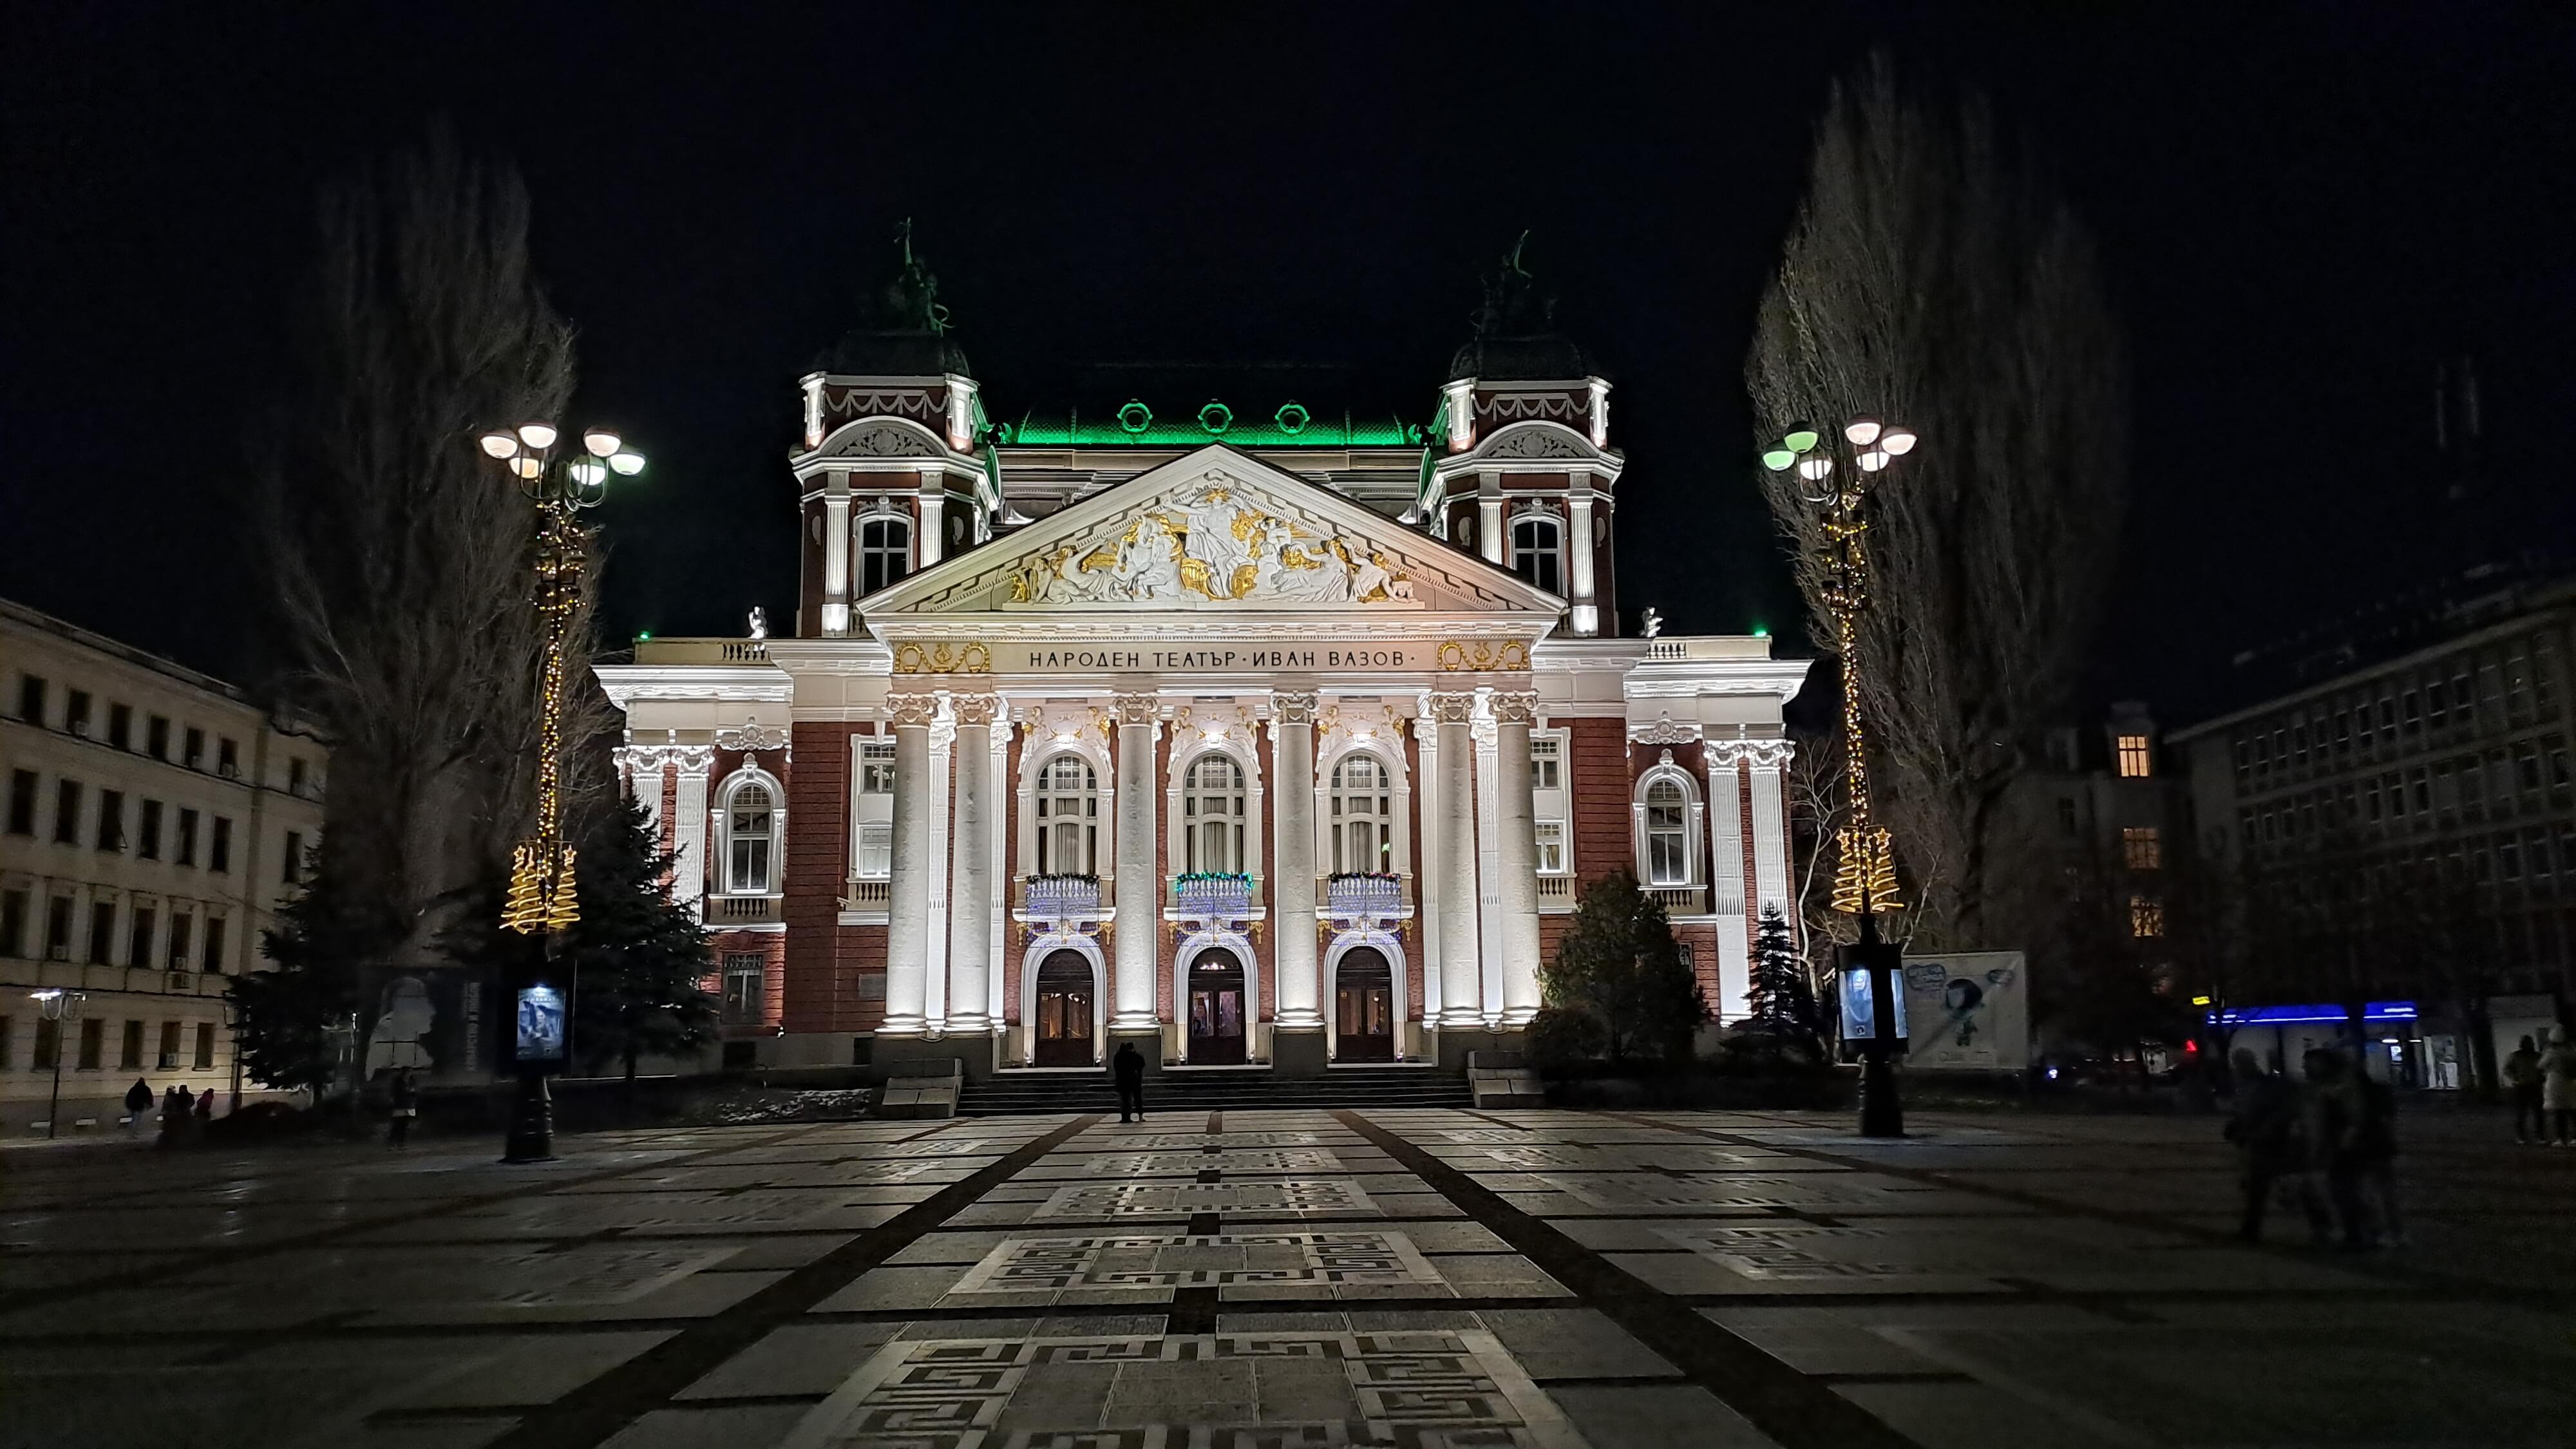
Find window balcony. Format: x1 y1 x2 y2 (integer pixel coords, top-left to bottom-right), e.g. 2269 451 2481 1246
1173 873 1253 921
1535 873 1573 903
1325 873 1404 920
1645 884 1704 915
1024 874 1102 924
708 894 784 925
842 877 891 909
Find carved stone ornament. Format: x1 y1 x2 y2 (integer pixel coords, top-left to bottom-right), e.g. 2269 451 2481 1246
715 723 790 754
829 422 942 459
891 640 992 675
1481 424 1589 460
1425 691 1479 725
1488 691 1539 726
1480 393 1587 424
887 693 940 728
1629 712 1702 746
1005 473 1416 606
1110 693 1162 728
1271 691 1321 726
951 693 1002 727
823 388 945 425
1434 638 1531 672
1743 739 1796 770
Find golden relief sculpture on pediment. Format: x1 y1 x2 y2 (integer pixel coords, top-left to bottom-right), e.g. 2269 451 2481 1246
1005 475 1415 607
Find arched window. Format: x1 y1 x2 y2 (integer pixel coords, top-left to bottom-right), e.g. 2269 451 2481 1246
724 781 777 893
1643 777 1690 886
858 513 911 596
1183 753 1246 873
1035 753 1098 875
1330 753 1393 873
1510 512 1562 595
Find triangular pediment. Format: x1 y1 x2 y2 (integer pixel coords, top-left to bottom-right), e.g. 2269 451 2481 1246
864 444 1565 618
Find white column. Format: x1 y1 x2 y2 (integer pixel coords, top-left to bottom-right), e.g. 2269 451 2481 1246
1414 708 1442 1022
1490 692 1543 1025
1707 741 1752 1024
882 694 937 1036
945 694 999 1036
1477 472 1504 565
916 472 945 566
1567 488 1598 637
1430 691 1484 1028
924 703 954 1027
1473 700 1503 1022
671 746 714 922
619 747 668 854
1110 693 1161 1029
988 714 1011 1030
1271 692 1322 1028
822 473 851 636
1747 740 1795 923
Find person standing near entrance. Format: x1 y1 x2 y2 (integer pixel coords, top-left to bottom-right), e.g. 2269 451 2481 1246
1113 1041 1146 1122
2543 1026 2576 1146
2503 1035 2545 1143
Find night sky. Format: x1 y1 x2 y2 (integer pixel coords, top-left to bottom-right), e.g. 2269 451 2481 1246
8 5 2572 724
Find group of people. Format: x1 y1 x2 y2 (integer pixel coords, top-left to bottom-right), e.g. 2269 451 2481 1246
2226 1046 2403 1249
2501 1025 2576 1145
122 1078 214 1143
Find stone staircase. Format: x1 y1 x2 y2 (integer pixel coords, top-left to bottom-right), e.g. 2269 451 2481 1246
954 1065 1473 1117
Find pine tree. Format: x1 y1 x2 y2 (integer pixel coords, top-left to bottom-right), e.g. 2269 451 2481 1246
232 841 396 1100
1539 869 1706 1063
565 795 720 1086
1744 905 1825 1054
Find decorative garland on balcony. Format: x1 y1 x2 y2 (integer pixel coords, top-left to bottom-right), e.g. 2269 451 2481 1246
1172 871 1253 889
1026 873 1101 887
1326 871 1401 886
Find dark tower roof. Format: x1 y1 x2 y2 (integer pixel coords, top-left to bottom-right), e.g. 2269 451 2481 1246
817 220 973 377
1444 232 1597 382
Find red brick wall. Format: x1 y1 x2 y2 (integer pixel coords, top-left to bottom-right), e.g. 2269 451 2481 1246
1566 717 1631 889
783 722 856 1033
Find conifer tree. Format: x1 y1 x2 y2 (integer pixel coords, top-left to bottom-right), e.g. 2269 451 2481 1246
565 795 719 1086
1539 869 1705 1063
1745 905 1824 1056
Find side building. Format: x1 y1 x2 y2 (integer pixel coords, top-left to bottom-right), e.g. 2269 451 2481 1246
2170 572 2576 1083
0 600 327 1128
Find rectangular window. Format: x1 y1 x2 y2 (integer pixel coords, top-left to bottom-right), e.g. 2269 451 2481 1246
147 715 170 760
1530 736 1562 791
97 790 125 851
855 822 891 880
120 1019 142 1070
86 902 115 964
289 757 307 797
2116 735 2152 777
282 830 303 884
77 1017 102 1070
1535 819 1566 874
194 1022 215 1070
54 779 82 844
184 726 205 769
858 739 896 795
128 907 155 970
168 913 193 970
202 914 227 972
138 799 163 859
0 888 25 958
45 896 73 960
157 1020 181 1070
2129 895 2164 938
108 702 132 750
211 817 232 873
217 737 239 777
176 808 198 865
2121 827 2162 871
16 673 46 723
34 1017 61 1070
0 1016 10 1068
7 769 34 835
721 952 765 1024
66 689 91 736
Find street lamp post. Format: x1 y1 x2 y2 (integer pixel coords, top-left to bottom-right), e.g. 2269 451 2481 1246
30 989 86 1139
1763 416 1919 1137
476 422 643 1162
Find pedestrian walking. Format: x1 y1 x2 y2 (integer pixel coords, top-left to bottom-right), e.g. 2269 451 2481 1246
2228 1049 2328 1244
2543 1025 2576 1146
1113 1041 1146 1123
387 1067 419 1148
2503 1035 2545 1144
2302 1048 2370 1249
123 1078 153 1130
192 1088 213 1126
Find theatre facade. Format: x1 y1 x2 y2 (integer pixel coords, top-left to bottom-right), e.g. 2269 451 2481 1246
596 300 1809 1076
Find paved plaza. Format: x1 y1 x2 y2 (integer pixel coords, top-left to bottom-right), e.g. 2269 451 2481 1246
3 1106 2571 1448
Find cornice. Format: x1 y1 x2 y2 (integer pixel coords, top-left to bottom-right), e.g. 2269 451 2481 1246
592 664 793 708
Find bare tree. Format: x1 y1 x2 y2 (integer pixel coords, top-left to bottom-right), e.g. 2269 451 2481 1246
1748 59 2128 953
255 134 605 1045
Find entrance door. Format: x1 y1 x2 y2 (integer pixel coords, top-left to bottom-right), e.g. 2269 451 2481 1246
1032 951 1095 1066
1186 950 1247 1064
1334 948 1395 1061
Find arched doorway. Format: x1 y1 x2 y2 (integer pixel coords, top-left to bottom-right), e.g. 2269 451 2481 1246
1186 949 1247 1064
1032 951 1095 1066
1334 948 1395 1062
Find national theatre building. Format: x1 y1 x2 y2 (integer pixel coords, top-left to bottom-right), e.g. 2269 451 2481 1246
596 264 1809 1077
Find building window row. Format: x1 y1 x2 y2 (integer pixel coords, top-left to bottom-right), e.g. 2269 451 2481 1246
8 770 242 873
10 671 307 788
2241 734 2571 849
2228 629 2563 789
0 886 231 971
15 1014 218 1074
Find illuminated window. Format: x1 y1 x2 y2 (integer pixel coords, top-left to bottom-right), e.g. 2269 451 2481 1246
1327 753 1392 874
1510 513 1563 595
2116 735 2152 777
2121 827 2162 871
1530 735 1561 791
1534 820 1566 874
722 779 777 893
851 738 895 880
2129 895 2164 938
858 513 911 596
1036 753 1099 875
1643 778 1691 886
721 952 765 1024
1183 754 1246 873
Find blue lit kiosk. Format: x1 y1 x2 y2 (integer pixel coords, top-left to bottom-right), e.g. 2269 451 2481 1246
2208 1000 2450 1088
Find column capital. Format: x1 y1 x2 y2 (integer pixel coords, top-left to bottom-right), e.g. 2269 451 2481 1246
1110 692 1162 728
951 692 1003 727
1738 738 1795 770
1270 690 1321 726
1488 690 1539 725
888 693 940 728
1425 690 1479 725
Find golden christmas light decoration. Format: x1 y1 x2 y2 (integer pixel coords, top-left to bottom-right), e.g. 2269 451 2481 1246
505 506 589 934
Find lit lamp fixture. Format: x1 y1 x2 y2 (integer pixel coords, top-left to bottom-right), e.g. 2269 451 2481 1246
1763 414 1920 1138
28 988 84 1140
473 419 644 1162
